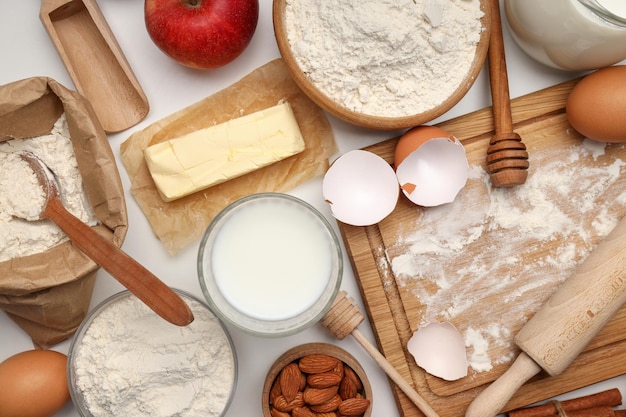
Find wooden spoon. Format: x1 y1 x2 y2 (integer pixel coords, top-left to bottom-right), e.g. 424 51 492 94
321 291 441 417
20 151 194 327
40 0 149 133
485 0 529 187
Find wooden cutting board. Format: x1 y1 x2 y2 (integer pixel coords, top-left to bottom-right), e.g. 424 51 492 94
337 78 626 417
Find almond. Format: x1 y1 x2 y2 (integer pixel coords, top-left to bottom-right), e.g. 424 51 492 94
339 375 358 400
338 398 371 416
280 362 303 402
299 354 339 374
272 395 290 413
310 394 342 413
303 386 339 406
307 372 342 389
273 393 305 412
270 407 291 417
314 413 338 417
269 377 282 403
330 361 344 378
289 392 306 410
300 371 307 390
292 406 317 417
344 366 363 391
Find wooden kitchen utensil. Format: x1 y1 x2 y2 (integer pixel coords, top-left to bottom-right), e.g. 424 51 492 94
20 151 194 327
322 291 441 417
466 216 626 417
40 0 149 133
485 0 529 187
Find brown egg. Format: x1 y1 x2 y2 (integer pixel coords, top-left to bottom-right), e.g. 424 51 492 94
566 65 626 143
394 125 454 167
0 350 70 417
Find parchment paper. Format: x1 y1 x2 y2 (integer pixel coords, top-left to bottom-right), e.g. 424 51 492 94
0 77 128 348
120 59 337 255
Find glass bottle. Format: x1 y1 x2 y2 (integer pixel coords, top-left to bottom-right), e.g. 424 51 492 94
504 0 626 71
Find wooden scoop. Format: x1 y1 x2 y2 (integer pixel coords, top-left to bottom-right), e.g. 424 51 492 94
40 0 149 133
485 0 529 187
322 290 441 417
20 151 194 327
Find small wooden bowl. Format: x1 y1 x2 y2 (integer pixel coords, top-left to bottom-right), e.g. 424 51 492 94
273 0 491 130
262 343 373 417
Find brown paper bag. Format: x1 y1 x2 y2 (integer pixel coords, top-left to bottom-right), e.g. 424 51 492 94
0 77 128 348
120 59 337 255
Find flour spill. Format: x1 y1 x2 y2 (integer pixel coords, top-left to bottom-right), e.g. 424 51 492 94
389 139 626 374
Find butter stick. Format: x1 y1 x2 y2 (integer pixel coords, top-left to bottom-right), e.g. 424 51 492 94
144 102 305 202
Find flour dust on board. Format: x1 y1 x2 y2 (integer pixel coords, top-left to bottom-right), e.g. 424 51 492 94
388 139 626 374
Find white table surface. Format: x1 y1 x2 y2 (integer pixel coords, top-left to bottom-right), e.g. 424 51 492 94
1 1 624 416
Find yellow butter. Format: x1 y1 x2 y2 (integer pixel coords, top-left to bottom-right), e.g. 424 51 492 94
144 102 305 202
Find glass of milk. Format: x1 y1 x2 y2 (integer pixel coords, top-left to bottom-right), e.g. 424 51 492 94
198 193 343 337
504 0 626 71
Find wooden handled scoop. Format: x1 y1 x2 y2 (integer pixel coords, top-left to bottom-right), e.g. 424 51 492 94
322 291 441 417
20 151 194 327
485 0 529 187
466 216 626 417
40 0 149 133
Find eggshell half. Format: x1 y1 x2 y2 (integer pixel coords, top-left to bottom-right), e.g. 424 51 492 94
407 322 468 381
566 65 626 143
395 136 468 207
394 125 453 167
323 149 399 226
0 349 70 417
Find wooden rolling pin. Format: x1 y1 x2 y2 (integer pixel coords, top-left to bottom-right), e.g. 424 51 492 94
466 216 626 417
485 0 529 187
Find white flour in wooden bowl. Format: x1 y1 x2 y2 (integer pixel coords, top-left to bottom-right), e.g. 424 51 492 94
389 139 626 373
284 0 484 117
0 115 97 262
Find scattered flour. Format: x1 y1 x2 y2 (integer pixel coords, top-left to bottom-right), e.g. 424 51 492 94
390 139 626 373
284 0 484 117
0 115 97 262
73 292 235 417
465 324 514 373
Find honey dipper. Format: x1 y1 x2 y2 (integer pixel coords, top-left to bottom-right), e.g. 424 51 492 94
485 0 529 187
322 290 441 417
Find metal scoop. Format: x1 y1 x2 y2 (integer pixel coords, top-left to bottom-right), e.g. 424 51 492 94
19 151 194 326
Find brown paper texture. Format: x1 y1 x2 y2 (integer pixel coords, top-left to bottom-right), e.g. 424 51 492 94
120 59 337 255
0 77 128 348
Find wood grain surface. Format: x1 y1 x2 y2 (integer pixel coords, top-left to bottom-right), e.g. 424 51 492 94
40 0 149 132
338 78 626 417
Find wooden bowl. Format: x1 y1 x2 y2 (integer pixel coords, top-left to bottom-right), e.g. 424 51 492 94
262 343 373 417
273 0 491 130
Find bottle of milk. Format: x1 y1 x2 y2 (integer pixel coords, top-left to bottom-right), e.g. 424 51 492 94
504 0 626 71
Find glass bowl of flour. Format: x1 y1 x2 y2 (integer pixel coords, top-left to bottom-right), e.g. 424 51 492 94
67 290 237 417
273 0 491 130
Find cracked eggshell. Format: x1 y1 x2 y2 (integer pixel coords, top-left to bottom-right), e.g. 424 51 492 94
322 149 399 226
394 126 468 207
407 321 468 381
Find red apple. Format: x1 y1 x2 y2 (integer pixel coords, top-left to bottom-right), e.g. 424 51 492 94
144 0 259 70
